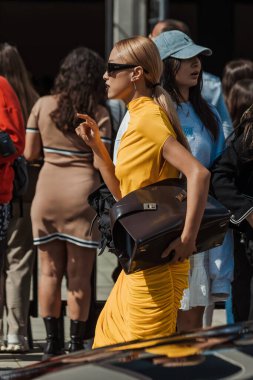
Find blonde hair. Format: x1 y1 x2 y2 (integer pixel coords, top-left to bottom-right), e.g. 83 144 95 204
114 36 189 151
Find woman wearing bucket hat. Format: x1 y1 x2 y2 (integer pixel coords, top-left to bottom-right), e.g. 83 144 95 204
154 30 234 331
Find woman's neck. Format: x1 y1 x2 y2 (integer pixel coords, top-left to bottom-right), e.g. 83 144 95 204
178 86 189 103
124 84 153 105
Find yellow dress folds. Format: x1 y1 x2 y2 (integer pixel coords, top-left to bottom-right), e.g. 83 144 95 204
93 97 189 348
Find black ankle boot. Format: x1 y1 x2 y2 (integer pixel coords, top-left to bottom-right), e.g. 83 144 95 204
69 320 87 352
43 317 64 360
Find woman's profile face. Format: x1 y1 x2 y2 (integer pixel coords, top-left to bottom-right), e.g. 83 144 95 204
175 56 201 90
103 47 135 103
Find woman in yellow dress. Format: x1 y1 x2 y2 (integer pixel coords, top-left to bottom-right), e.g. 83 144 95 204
76 36 210 348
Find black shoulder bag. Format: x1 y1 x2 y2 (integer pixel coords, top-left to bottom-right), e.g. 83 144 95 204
89 178 231 274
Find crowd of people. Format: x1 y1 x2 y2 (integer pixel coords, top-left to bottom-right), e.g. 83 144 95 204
0 18 252 360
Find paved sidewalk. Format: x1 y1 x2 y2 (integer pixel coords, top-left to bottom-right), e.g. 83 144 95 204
0 317 68 375
0 252 227 375
0 251 117 375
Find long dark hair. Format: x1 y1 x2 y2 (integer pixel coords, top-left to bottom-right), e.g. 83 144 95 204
50 47 106 132
228 79 253 128
222 59 253 104
0 43 38 123
237 104 253 158
162 57 219 140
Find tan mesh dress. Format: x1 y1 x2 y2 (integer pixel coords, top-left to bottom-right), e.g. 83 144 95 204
27 95 111 248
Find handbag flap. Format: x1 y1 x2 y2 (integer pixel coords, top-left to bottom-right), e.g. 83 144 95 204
110 178 186 225
110 178 187 244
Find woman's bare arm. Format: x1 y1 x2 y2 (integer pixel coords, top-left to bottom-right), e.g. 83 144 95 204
76 113 122 200
162 135 210 263
24 132 43 161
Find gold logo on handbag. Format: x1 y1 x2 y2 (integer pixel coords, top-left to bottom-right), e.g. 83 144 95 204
175 190 187 202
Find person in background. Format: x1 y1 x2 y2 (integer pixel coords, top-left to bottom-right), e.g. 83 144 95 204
212 105 253 322
154 30 233 331
76 35 210 348
0 76 25 350
0 43 39 352
150 19 233 139
151 20 234 327
215 80 253 322
150 18 190 38
227 79 253 128
222 59 253 107
219 59 253 322
25 47 111 359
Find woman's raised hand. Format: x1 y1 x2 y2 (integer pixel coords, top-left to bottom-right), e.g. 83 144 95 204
75 113 101 149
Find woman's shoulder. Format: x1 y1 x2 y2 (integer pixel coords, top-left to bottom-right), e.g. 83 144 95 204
127 96 171 127
28 96 58 126
134 98 176 138
31 95 58 115
36 95 58 107
135 98 169 122
31 94 55 108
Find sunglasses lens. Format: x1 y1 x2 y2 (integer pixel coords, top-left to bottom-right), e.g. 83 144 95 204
107 63 115 73
106 63 136 73
107 62 119 73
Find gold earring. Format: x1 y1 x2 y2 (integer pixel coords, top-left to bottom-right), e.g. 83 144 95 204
133 81 137 91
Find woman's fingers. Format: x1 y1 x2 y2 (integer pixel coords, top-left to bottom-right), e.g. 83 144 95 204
75 127 81 136
76 123 95 135
75 114 101 148
76 113 96 125
161 237 195 263
76 125 86 136
76 113 86 121
75 124 89 140
76 114 99 135
76 113 90 122
161 239 177 258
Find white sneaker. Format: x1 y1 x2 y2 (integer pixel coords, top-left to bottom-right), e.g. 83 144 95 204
6 335 29 353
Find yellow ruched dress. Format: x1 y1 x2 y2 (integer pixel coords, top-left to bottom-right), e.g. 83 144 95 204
93 97 189 348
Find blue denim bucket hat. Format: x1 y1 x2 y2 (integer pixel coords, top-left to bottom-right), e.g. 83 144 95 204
154 30 212 60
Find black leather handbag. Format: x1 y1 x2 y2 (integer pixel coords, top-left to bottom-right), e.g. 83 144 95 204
110 178 231 274
88 183 116 254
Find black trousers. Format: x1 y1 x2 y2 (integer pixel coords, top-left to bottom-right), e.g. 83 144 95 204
0 203 10 313
232 231 253 322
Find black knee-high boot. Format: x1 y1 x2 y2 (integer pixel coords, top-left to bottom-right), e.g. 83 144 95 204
69 320 87 352
43 317 64 360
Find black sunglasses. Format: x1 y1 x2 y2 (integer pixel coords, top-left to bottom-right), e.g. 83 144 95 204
106 62 148 74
